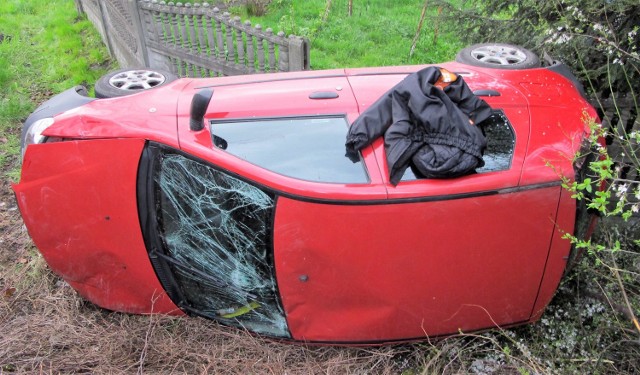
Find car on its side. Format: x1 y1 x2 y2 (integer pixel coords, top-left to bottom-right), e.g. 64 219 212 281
14 44 599 344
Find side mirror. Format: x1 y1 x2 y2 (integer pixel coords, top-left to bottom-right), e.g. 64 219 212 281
189 88 214 131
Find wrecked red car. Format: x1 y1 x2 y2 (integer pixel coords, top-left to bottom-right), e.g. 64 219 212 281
14 44 598 344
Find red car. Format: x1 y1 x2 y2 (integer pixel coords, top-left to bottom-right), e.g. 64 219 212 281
14 44 598 344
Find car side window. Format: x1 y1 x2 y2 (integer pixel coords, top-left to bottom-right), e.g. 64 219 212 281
153 150 290 338
210 116 369 184
400 110 515 181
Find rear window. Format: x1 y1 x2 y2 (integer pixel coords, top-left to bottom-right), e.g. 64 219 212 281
210 116 369 184
400 110 515 181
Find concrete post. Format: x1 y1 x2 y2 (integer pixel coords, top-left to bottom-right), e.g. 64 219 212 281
287 36 308 71
127 0 150 66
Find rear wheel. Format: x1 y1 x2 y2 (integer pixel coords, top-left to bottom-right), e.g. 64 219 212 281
95 68 177 98
456 43 540 70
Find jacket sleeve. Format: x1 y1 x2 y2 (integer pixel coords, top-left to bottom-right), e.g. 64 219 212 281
443 76 493 125
345 90 394 154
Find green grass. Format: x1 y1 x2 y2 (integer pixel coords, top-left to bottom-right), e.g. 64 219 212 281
0 0 114 177
223 0 464 69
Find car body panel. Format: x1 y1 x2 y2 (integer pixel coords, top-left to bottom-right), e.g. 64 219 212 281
14 138 181 315
490 68 595 186
345 63 531 195
530 188 577 320
176 74 388 201
275 184 561 342
42 79 191 148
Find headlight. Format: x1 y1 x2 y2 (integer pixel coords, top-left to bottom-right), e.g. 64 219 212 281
22 117 55 158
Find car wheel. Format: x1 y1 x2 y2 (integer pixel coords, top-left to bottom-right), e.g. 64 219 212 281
94 68 178 98
455 43 540 70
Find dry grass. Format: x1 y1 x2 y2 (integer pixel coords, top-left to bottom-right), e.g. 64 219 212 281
1 253 407 374
1 272 407 374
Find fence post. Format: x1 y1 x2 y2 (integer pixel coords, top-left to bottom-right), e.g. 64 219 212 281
287 36 307 71
96 1 115 58
127 0 150 66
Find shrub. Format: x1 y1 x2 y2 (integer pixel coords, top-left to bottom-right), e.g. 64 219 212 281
246 0 270 16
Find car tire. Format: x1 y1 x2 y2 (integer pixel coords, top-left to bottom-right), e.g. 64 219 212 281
94 68 178 98
455 43 540 70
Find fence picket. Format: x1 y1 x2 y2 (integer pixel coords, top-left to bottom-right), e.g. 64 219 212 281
224 13 236 64
245 20 255 73
169 4 183 75
266 28 275 72
278 31 288 72
235 17 245 67
256 25 265 72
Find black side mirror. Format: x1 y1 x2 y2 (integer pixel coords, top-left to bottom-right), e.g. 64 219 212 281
189 88 214 131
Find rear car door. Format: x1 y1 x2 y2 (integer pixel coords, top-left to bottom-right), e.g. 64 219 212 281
276 75 564 342
375 103 560 336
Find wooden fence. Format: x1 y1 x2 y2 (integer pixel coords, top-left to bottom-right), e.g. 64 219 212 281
74 0 310 77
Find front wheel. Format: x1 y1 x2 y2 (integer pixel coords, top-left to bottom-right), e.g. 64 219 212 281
95 68 178 98
455 43 540 70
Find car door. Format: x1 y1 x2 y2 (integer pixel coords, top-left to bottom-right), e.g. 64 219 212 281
374 103 562 337
275 86 563 343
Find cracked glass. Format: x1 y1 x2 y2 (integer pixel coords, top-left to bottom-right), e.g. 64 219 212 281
156 153 289 337
476 111 516 173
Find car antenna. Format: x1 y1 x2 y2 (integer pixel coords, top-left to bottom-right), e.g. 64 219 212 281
190 88 214 131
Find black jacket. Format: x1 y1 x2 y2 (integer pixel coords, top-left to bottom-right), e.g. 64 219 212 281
345 67 492 185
